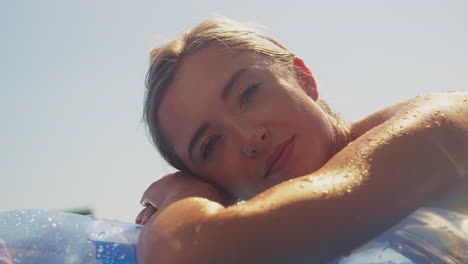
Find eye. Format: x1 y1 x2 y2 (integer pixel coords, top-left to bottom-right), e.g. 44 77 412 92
240 83 260 107
201 136 221 160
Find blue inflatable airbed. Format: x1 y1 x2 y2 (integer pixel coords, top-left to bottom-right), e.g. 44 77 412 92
1 207 467 263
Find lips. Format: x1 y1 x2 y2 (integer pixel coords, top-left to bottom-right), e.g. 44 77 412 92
265 136 296 178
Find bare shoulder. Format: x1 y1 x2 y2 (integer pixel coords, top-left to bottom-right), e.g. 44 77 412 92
350 92 468 139
421 92 468 124
353 91 468 178
392 92 468 133
390 92 467 121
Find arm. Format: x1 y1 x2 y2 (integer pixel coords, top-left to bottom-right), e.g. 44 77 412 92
138 92 468 264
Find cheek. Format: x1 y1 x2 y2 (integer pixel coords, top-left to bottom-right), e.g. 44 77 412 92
198 155 239 187
293 109 334 170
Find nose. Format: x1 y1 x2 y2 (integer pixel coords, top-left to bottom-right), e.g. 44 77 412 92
240 125 269 158
225 118 269 158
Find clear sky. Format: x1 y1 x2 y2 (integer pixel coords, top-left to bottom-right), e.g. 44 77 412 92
1 0 467 222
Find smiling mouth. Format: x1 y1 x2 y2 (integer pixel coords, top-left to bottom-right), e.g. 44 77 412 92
265 136 296 178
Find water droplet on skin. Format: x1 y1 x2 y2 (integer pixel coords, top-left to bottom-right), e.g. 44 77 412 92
346 189 352 193
426 124 431 128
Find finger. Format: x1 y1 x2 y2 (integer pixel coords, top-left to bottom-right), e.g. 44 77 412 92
135 204 159 225
140 205 158 225
135 208 146 224
140 180 164 205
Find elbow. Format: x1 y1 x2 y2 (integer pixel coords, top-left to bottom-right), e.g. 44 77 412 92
137 220 186 264
136 198 225 264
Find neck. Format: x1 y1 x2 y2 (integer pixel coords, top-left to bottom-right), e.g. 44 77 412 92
327 118 352 161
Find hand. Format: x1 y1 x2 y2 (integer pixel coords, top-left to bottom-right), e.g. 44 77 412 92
0 240 13 264
136 172 235 225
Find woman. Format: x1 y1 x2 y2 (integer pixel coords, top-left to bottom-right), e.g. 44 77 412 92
136 18 468 264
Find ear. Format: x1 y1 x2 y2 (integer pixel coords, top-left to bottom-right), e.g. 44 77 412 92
293 57 318 101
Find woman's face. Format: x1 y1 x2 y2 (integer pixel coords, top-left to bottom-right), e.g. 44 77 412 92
158 46 336 199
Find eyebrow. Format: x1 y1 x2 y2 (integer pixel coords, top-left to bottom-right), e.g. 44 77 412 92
188 123 210 160
221 68 250 100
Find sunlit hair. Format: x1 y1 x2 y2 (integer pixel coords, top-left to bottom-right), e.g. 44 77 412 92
144 17 350 174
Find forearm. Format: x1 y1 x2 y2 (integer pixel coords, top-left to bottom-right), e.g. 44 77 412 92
240 116 464 263
138 93 468 264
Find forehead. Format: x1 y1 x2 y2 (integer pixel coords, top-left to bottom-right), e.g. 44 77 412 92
158 46 268 157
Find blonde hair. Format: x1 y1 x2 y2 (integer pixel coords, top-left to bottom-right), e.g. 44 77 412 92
144 18 349 173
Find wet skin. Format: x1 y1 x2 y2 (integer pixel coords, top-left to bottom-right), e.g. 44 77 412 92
158 46 340 200
139 92 468 264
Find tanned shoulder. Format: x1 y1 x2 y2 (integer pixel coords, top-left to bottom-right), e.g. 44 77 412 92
350 92 468 140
